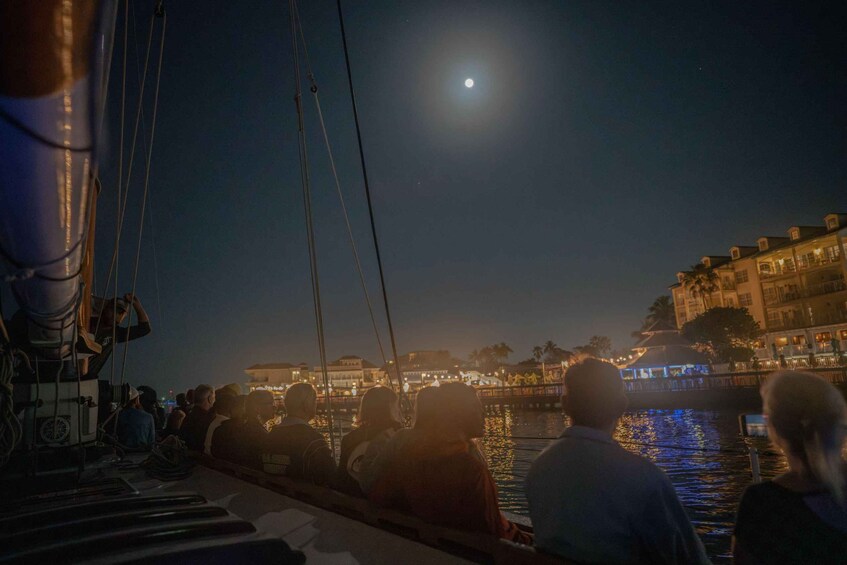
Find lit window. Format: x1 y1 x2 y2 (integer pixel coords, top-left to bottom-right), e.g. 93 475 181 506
791 335 806 345
775 337 788 347
739 293 753 307
815 332 833 342
735 270 749 284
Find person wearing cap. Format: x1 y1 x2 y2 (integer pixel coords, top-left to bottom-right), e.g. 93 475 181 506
116 385 156 449
526 358 709 564
85 293 151 379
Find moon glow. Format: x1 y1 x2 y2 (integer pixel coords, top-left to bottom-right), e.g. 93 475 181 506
464 78 474 88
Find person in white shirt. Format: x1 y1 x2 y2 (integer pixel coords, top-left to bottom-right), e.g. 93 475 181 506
526 358 710 564
203 389 236 455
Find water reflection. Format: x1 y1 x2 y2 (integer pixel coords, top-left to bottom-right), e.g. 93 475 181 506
315 407 785 561
481 408 787 563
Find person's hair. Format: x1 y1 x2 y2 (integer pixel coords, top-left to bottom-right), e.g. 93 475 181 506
194 384 214 406
356 386 400 428
246 390 275 419
413 386 441 431
186 389 195 403
167 409 185 430
284 383 316 416
213 389 236 417
437 382 483 438
763 371 847 503
562 358 627 428
175 393 187 406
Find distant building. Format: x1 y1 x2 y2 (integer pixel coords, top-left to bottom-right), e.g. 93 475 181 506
671 212 847 363
312 355 382 389
387 350 462 385
244 362 309 392
621 320 710 379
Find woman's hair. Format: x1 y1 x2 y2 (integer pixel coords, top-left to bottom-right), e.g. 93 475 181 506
413 386 441 431
167 409 185 430
356 386 400 428
763 371 847 503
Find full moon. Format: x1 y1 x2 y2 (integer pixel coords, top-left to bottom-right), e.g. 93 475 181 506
464 78 474 88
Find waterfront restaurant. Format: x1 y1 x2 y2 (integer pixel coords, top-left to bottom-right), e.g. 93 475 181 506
620 345 711 379
620 320 711 379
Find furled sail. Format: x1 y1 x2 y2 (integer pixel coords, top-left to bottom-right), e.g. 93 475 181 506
0 1 108 358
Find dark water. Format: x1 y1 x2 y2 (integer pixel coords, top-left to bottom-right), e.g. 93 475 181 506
481 407 787 563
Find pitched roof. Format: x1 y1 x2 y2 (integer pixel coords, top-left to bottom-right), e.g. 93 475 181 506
634 331 691 349
640 319 678 334
245 363 296 370
625 345 709 369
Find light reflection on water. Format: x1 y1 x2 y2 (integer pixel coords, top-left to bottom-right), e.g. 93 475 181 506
481 407 787 563
316 407 784 562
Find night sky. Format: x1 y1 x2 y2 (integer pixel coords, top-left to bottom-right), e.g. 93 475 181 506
68 1 847 394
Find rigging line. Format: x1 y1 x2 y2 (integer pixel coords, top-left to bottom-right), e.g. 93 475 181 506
291 4 389 374
119 4 167 387
290 0 335 456
336 0 406 395
94 0 154 345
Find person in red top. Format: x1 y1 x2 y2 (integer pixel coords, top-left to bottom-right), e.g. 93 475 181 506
369 382 531 545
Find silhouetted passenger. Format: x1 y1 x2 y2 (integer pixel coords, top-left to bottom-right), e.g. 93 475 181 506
733 371 847 563
204 388 236 455
161 409 185 440
370 383 531 544
175 392 189 414
526 359 709 564
116 386 156 449
179 384 216 451
212 390 275 469
137 385 165 430
335 386 403 496
359 385 439 494
262 383 336 485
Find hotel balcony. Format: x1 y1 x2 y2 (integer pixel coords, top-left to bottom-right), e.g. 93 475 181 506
796 253 842 271
758 264 798 280
762 278 846 307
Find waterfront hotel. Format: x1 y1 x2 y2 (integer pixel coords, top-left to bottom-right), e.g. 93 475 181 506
670 213 847 362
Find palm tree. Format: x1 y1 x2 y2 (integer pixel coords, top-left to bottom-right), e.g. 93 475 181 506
493 342 513 363
646 295 675 325
531 345 544 361
682 264 719 312
542 340 558 357
469 349 480 367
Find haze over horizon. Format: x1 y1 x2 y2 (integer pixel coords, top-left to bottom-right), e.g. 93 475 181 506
11 0 841 394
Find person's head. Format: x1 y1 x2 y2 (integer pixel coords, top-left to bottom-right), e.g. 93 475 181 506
763 371 847 502
175 393 187 407
213 389 236 418
137 386 158 413
246 390 276 423
186 389 195 404
98 298 129 328
284 383 317 421
222 383 242 397
562 358 628 431
230 395 246 421
413 385 441 431
166 409 185 430
438 382 485 439
194 384 215 412
125 386 141 409
356 386 401 429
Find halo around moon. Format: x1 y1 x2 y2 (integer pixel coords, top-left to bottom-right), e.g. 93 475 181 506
464 78 474 88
